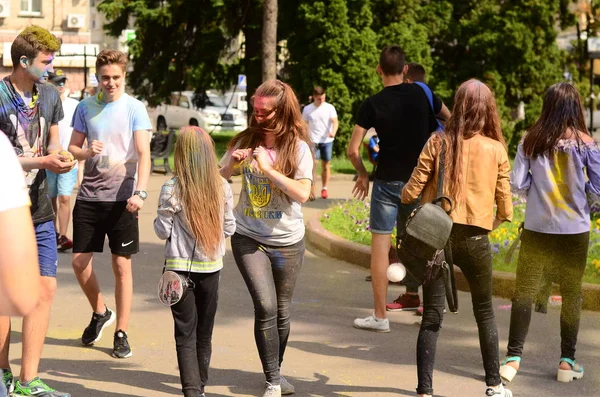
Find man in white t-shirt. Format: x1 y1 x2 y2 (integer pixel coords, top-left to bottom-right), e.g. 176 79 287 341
46 69 80 251
302 86 338 199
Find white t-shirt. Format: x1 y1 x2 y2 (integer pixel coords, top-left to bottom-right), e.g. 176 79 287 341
0 132 30 212
59 97 79 150
302 102 338 144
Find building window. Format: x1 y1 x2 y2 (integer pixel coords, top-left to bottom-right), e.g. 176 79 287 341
20 0 42 15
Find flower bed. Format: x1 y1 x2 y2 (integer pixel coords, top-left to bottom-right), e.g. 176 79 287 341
320 198 600 284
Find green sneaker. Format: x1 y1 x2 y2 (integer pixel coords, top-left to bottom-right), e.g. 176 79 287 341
1 368 14 394
12 377 70 397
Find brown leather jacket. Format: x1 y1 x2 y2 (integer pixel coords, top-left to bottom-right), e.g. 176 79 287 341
401 133 513 231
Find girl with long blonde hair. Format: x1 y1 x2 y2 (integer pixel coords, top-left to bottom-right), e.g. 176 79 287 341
402 79 513 397
154 126 236 397
220 79 313 397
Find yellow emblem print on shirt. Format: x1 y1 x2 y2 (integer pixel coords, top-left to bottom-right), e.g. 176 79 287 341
247 173 272 208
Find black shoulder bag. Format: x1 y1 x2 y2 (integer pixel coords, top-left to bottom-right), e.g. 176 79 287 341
396 139 459 313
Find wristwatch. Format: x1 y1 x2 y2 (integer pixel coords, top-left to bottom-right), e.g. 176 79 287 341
134 190 148 200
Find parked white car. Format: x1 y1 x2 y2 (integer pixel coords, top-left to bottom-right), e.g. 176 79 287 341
147 92 247 132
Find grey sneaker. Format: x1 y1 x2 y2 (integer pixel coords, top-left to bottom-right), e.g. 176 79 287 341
1 368 13 394
280 376 294 395
353 315 390 332
262 382 281 397
485 384 513 396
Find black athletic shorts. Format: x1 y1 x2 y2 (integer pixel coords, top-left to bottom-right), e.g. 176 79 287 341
73 200 139 255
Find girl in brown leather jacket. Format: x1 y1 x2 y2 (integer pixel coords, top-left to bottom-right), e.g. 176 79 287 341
401 79 513 397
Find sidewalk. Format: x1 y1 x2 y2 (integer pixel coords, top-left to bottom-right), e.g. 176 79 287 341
5 175 599 396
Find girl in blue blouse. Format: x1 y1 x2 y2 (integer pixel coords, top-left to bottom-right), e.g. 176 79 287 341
500 82 600 385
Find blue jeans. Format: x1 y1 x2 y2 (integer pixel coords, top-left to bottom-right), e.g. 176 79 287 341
231 233 305 384
35 220 58 277
313 142 333 162
370 179 420 292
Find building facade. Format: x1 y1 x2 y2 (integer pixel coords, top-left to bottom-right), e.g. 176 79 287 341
0 0 99 96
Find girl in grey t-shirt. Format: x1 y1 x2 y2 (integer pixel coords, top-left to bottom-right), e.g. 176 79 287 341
220 80 313 397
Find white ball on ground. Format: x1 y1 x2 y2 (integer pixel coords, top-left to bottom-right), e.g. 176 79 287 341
387 262 406 282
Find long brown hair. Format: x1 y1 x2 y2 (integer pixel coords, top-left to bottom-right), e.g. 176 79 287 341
174 126 224 258
523 82 588 158
442 79 504 203
227 79 310 178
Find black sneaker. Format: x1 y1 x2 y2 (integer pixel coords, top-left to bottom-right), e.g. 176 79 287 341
81 306 115 346
112 329 132 358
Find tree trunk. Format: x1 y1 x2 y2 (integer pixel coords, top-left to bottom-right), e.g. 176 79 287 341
261 0 278 81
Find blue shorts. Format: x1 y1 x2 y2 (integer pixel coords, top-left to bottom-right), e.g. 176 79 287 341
369 180 420 234
35 220 58 277
314 142 333 162
46 168 78 198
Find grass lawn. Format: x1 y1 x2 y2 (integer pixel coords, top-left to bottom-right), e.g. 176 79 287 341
320 198 600 284
154 129 366 175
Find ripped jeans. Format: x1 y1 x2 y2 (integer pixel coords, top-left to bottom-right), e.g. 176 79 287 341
231 233 305 384
417 224 501 395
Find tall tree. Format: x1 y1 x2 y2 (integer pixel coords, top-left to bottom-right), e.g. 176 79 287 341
262 0 278 81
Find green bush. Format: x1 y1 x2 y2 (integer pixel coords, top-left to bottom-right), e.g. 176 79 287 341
321 198 600 284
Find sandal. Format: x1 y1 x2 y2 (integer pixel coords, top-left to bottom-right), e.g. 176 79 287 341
557 358 584 383
499 356 521 383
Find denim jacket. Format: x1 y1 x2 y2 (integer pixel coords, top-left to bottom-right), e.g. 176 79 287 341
154 177 236 272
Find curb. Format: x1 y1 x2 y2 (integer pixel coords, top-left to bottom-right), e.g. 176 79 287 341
306 213 600 312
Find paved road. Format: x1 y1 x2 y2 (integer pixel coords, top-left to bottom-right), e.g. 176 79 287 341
6 175 600 396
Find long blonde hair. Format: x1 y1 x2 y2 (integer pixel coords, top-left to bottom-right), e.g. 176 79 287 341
174 126 224 258
228 79 310 178
442 79 504 203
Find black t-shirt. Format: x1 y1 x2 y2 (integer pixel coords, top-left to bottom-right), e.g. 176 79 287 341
356 83 442 182
0 77 63 224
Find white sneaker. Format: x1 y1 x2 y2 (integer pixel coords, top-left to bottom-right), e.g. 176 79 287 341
485 384 513 396
353 315 390 332
280 376 295 395
263 382 282 397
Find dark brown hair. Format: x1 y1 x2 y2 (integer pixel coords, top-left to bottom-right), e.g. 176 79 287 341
379 45 405 76
406 62 426 83
523 82 588 158
228 79 310 179
11 25 61 65
96 50 128 72
441 79 505 203
313 86 325 96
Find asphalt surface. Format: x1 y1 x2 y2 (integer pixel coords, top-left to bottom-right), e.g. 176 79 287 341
5 175 600 397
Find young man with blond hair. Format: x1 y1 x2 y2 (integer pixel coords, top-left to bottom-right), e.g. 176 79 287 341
69 50 152 359
0 25 75 397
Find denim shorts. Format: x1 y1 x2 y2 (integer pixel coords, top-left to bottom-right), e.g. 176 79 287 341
46 167 78 198
35 220 58 277
370 180 419 234
314 142 333 162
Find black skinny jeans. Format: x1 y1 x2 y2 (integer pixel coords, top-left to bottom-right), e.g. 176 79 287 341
170 270 220 397
507 230 588 361
232 233 304 385
417 224 501 395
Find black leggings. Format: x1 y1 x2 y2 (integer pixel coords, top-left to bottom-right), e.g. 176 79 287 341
232 233 305 385
507 230 588 361
171 270 220 397
417 224 501 395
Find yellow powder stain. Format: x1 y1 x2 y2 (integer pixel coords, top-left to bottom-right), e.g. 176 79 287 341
546 151 576 217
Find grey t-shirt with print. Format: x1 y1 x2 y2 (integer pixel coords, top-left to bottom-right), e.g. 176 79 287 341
225 140 313 246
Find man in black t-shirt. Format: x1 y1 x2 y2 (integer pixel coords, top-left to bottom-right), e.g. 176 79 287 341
347 45 450 333
0 26 75 397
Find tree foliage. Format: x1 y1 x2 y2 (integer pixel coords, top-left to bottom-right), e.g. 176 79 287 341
98 0 582 155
